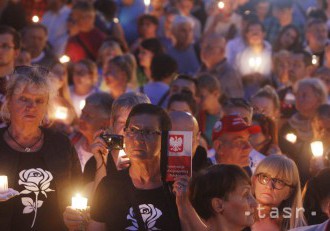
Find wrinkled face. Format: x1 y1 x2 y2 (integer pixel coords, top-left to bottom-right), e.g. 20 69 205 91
8 86 48 126
173 22 193 47
138 47 154 68
73 63 94 91
288 54 307 84
251 96 277 120
124 114 162 162
280 28 298 49
295 85 321 116
214 131 251 167
246 24 264 46
0 33 18 67
199 88 220 112
170 79 197 98
23 28 47 57
253 172 292 208
168 101 192 114
222 182 257 229
79 103 108 140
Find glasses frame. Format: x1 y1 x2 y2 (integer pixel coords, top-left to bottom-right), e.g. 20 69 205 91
124 127 161 141
256 173 293 190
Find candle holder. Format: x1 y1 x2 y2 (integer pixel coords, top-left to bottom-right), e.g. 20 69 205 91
72 194 89 231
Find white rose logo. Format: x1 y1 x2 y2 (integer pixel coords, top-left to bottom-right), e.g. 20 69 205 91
18 168 55 228
126 204 162 230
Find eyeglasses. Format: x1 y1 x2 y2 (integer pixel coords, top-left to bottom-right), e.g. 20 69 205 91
256 173 293 190
14 65 50 78
124 127 161 140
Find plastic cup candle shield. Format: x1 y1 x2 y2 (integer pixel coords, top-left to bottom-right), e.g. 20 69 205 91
285 133 297 144
311 141 324 158
0 176 8 193
72 194 88 210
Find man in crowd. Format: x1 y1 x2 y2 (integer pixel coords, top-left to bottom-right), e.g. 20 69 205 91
199 33 243 99
21 24 57 68
65 1 105 62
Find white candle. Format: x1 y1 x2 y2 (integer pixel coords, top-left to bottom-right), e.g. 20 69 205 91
72 194 88 210
144 0 151 13
0 176 8 193
311 141 324 158
285 133 297 144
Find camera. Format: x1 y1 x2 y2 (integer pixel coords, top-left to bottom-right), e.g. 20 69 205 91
100 133 124 150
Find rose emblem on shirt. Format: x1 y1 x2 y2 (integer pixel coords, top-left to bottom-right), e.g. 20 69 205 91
19 168 55 228
126 204 162 230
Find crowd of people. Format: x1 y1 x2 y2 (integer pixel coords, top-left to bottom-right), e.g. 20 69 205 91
0 0 330 230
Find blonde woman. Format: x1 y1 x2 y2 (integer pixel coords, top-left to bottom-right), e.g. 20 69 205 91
0 66 81 230
252 155 306 231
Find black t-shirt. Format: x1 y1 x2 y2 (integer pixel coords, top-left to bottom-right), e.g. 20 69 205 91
10 151 63 231
91 169 181 231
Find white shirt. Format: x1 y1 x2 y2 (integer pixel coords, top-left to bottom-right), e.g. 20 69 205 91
42 6 71 57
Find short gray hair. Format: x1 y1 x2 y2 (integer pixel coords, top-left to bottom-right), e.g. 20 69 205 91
294 78 328 104
171 15 194 33
110 92 150 122
0 66 57 123
85 92 114 119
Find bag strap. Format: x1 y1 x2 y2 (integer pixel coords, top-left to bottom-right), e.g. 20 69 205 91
157 90 169 107
75 35 96 60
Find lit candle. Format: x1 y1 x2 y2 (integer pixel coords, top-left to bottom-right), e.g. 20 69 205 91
312 55 319 66
0 176 8 193
59 55 70 64
144 0 151 13
32 15 39 23
54 106 68 120
79 100 86 110
218 1 225 9
72 194 88 210
248 56 262 72
285 133 297 144
113 18 119 24
311 141 324 158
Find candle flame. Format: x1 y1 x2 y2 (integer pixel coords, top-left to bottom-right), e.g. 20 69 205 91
59 55 70 64
55 106 68 120
144 0 150 6
285 133 297 144
311 141 324 157
72 194 88 210
32 15 39 23
218 1 225 9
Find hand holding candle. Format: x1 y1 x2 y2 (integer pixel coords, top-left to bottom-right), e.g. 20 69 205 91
0 176 19 202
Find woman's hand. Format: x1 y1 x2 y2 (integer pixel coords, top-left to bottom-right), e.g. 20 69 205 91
63 206 90 231
90 130 109 166
0 188 19 202
173 176 190 205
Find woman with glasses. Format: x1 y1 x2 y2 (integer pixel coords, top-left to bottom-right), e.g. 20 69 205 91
0 66 82 231
252 155 306 231
87 103 182 230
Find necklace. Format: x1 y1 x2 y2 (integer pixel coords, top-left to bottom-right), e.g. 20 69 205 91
6 129 43 152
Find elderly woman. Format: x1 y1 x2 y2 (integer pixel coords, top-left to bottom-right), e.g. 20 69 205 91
0 66 81 231
252 155 306 231
174 164 257 231
88 103 182 230
279 78 328 184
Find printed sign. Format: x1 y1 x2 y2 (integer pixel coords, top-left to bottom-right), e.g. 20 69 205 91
166 131 192 182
